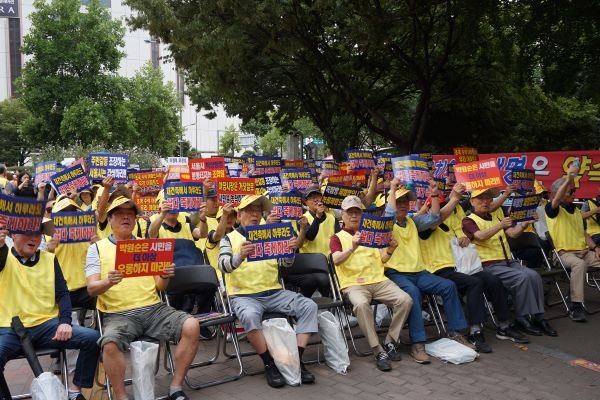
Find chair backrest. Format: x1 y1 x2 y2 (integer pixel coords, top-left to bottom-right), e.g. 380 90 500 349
507 231 543 252
279 252 331 277
173 239 204 267
166 264 218 294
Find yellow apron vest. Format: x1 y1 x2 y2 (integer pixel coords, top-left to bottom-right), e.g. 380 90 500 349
0 251 59 328
385 218 424 273
585 200 600 237
334 230 387 289
466 213 507 262
419 227 455 273
300 210 336 254
546 206 587 251
46 237 89 291
96 238 160 313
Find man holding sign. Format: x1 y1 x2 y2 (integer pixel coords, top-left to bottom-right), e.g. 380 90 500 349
86 196 199 400
218 194 318 388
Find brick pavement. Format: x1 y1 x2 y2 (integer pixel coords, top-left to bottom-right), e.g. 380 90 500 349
5 289 600 399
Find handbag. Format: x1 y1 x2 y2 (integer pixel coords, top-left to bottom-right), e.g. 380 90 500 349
262 318 301 386
130 341 159 400
450 237 483 275
30 372 67 400
317 311 350 374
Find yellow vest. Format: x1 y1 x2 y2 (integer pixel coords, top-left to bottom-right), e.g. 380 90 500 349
157 222 195 241
95 238 160 313
300 210 336 254
0 251 59 328
334 230 387 289
45 237 89 291
419 227 454 273
385 218 424 273
96 219 113 240
225 229 282 295
585 200 600 237
445 207 467 239
546 206 587 251
466 213 507 262
196 216 218 253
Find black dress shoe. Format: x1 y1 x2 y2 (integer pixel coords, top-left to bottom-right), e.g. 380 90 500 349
300 362 315 384
265 363 285 388
532 318 558 337
514 319 543 336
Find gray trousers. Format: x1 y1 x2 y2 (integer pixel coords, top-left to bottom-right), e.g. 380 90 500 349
485 260 545 318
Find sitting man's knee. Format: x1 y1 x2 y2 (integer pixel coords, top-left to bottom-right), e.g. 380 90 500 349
181 317 200 339
102 341 122 357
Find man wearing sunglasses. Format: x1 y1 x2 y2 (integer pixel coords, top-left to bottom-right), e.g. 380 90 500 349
546 161 600 322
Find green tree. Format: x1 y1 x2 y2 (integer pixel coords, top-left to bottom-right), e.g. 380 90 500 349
19 0 125 146
0 99 34 166
218 125 241 156
259 128 286 156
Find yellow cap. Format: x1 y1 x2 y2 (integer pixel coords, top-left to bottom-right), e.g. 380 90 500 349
236 195 272 212
471 188 500 198
107 196 141 216
534 180 548 195
395 187 417 202
52 197 81 213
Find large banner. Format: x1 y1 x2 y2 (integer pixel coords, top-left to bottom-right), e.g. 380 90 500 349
50 164 90 195
87 153 128 182
115 238 175 277
433 150 600 199
358 215 394 248
269 192 304 220
0 194 45 233
245 222 295 261
163 181 204 212
52 211 96 243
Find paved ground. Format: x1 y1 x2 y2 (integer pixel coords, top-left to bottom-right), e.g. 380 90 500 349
5 279 600 400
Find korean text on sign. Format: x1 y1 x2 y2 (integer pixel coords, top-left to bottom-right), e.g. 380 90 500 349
115 238 175 277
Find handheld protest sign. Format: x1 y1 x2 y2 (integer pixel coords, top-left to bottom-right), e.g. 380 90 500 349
131 171 164 196
358 214 395 248
509 194 540 222
269 191 304 220
0 194 45 234
134 195 160 218
254 174 282 195
280 168 317 190
163 181 204 213
52 210 96 243
454 158 503 192
217 178 256 206
321 184 363 209
187 157 227 181
249 156 282 177
453 147 479 163
34 160 57 186
391 155 431 200
115 238 175 277
245 222 295 262
50 164 90 195
87 153 129 183
510 169 535 195
345 149 375 171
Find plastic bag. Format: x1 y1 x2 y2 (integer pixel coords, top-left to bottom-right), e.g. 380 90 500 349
318 311 350 374
30 371 67 400
130 341 159 400
451 238 483 275
262 318 301 386
425 338 478 364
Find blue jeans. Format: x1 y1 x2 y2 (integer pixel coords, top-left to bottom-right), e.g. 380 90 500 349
0 318 100 388
385 270 467 343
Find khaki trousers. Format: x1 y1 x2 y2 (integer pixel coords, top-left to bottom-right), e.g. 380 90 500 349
556 250 600 303
343 279 412 352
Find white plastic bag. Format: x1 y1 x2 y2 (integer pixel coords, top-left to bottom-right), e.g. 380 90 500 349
318 311 350 374
425 338 478 364
262 318 301 386
30 371 67 400
130 341 159 400
451 238 483 275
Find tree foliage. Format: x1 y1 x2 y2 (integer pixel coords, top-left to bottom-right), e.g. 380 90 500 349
0 99 34 166
218 125 241 156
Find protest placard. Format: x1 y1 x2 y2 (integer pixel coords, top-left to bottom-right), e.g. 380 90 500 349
346 149 375 171
87 153 129 182
131 171 165 195
115 238 175 277
321 184 363 209
510 169 536 195
50 164 90 195
453 147 479 163
52 210 96 243
134 195 160 218
245 222 295 262
187 157 227 181
284 159 305 169
216 178 256 206
34 161 57 186
254 174 283 195
280 168 317 190
327 173 368 188
454 158 503 192
249 156 282 176
269 192 304 220
391 155 431 199
358 215 395 248
320 160 339 177
508 194 540 222
0 194 45 233
167 157 188 166
163 181 204 213
376 154 394 180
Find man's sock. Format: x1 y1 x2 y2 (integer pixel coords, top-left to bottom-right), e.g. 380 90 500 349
469 324 480 335
498 321 510 330
259 350 275 366
68 391 82 400
298 346 305 362
169 385 183 395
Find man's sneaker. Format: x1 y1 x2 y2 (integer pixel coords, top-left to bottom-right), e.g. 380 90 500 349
448 332 476 350
468 331 492 353
383 342 402 361
375 351 392 371
410 343 431 364
264 363 285 388
300 362 315 384
496 326 530 344
168 390 190 400
569 303 587 322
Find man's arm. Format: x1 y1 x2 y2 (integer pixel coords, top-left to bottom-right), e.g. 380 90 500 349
85 243 115 296
148 202 170 238
54 258 72 325
490 184 516 212
551 162 578 209
361 167 379 207
440 184 466 221
95 176 114 224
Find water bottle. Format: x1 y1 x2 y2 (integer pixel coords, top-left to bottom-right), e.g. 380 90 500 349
573 158 580 170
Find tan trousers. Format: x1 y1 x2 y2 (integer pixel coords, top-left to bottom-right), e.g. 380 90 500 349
556 250 600 303
343 279 412 352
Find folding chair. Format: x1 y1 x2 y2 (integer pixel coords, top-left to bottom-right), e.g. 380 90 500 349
162 264 243 389
6 348 68 400
279 253 348 362
545 231 600 314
